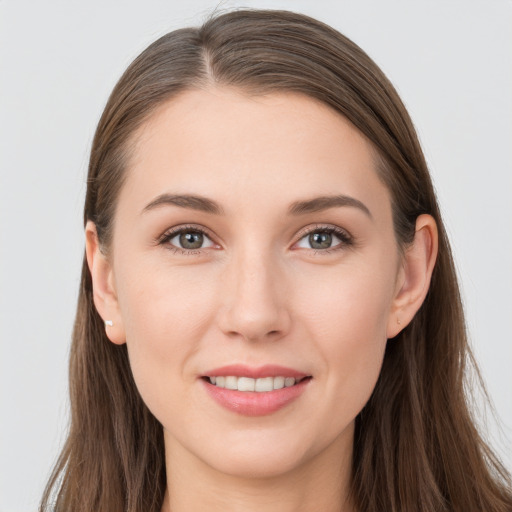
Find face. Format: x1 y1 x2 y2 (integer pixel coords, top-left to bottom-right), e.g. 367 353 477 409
101 88 405 478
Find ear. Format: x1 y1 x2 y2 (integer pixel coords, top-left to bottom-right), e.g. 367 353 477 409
85 221 126 345
387 214 438 338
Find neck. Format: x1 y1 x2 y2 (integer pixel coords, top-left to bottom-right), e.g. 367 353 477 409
160 427 356 512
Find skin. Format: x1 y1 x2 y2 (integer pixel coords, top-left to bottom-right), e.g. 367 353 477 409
86 88 438 512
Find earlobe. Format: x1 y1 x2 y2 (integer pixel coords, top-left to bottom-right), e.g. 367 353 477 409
387 214 438 338
85 221 126 345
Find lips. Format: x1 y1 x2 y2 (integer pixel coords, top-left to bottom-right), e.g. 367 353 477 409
201 364 312 416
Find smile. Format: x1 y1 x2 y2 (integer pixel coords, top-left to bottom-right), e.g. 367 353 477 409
201 365 312 416
207 376 304 392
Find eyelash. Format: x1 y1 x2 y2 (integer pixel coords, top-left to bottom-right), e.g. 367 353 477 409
295 224 353 255
157 224 218 256
157 224 353 256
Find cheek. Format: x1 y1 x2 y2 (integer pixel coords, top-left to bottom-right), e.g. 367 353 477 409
299 259 395 342
117 257 218 342
114 262 219 415
297 263 394 410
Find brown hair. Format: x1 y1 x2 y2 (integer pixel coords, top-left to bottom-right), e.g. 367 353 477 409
40 9 512 512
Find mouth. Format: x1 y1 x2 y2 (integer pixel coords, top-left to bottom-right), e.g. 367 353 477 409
202 375 311 392
200 365 312 416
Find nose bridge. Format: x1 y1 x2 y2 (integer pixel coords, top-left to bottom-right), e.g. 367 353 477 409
218 242 290 342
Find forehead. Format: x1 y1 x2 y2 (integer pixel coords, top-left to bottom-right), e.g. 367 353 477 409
119 87 391 222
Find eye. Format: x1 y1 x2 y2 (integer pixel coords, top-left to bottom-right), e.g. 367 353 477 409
159 225 217 252
295 225 352 252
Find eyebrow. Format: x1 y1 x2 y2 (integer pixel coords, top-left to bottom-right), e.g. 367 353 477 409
142 193 372 218
143 194 225 215
288 195 372 218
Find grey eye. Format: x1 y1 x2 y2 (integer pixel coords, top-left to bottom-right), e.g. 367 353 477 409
167 230 215 250
179 232 204 249
309 232 333 249
296 229 344 250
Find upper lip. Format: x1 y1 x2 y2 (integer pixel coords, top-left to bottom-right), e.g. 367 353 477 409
202 364 310 379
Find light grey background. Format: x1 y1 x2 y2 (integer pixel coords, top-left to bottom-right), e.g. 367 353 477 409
1 1 511 510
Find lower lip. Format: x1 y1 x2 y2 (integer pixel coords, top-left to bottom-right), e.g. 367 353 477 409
202 378 311 416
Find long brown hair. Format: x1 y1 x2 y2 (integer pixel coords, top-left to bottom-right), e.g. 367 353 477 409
40 9 512 512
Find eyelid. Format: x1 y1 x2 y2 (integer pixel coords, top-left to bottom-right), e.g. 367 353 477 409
292 223 354 253
156 223 353 254
157 224 220 249
294 223 352 242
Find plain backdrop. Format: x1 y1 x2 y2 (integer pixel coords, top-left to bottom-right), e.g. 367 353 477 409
1 1 511 510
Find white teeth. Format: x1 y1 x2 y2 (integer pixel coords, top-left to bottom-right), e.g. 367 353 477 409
225 376 238 390
237 377 255 392
255 376 273 392
208 375 300 391
273 376 285 390
284 377 296 388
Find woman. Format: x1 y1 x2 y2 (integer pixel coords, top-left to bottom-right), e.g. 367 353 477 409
40 9 512 512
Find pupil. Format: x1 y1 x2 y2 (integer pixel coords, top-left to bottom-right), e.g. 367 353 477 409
310 232 332 249
179 232 203 249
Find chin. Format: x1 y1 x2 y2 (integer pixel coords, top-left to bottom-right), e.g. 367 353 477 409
207 445 308 479
197 421 344 481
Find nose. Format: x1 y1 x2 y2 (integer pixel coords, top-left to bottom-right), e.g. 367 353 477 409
217 249 291 343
